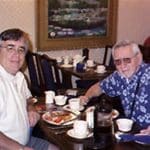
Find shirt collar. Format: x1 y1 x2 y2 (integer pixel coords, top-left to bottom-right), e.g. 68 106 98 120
0 64 20 82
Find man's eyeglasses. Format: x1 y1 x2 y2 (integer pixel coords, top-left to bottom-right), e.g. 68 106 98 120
114 54 137 66
0 45 26 56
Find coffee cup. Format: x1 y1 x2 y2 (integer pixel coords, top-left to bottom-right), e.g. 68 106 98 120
96 65 106 73
73 120 88 138
63 56 70 65
87 60 94 67
45 90 55 104
56 57 62 63
54 95 67 106
66 89 78 96
69 98 80 111
116 118 133 132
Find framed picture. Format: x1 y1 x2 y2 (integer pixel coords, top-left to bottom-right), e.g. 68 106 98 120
37 0 118 51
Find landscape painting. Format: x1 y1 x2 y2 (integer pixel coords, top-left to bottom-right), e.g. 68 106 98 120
48 0 108 38
37 0 118 50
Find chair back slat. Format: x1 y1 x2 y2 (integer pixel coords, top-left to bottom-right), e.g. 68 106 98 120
103 45 115 69
138 45 150 63
40 55 56 92
42 55 62 89
25 52 44 96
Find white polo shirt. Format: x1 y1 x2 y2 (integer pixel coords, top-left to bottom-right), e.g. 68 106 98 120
0 65 31 145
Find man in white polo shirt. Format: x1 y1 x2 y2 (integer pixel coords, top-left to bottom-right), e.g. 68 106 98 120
0 28 59 150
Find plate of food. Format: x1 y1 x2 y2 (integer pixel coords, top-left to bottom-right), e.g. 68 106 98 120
42 110 77 126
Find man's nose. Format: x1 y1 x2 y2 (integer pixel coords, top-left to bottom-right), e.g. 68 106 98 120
120 60 127 68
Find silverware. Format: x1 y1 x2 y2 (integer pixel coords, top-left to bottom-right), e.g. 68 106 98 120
55 130 67 135
60 118 77 125
47 124 72 130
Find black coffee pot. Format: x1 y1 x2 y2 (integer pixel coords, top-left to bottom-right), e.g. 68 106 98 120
93 94 113 149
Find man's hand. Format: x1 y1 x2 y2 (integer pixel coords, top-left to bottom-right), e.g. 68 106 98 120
28 111 40 127
79 96 89 106
79 82 101 106
139 126 150 135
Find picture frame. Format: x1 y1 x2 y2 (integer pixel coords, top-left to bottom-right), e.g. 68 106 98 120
37 0 118 51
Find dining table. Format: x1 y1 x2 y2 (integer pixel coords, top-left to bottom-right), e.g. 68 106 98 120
57 63 114 89
34 98 150 150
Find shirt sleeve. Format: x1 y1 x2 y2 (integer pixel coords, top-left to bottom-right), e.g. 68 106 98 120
0 78 6 114
22 77 32 99
100 71 123 97
17 72 32 100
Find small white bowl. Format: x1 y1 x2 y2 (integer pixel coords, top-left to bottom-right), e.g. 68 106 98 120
54 95 67 106
116 118 133 132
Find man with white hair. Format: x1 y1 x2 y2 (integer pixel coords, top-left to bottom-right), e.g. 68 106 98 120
81 40 150 134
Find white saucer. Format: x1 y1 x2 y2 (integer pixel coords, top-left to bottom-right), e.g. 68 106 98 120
67 129 93 139
63 104 84 112
61 64 73 68
87 64 95 68
95 70 106 74
115 131 124 141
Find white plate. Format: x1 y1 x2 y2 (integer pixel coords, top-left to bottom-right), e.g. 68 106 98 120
87 64 95 68
61 64 73 68
42 111 77 126
63 104 84 112
67 129 93 139
115 131 124 141
95 70 106 74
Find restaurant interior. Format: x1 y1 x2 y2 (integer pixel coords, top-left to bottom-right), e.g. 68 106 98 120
0 0 150 150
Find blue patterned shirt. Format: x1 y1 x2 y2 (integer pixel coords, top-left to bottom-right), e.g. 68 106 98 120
100 62 150 128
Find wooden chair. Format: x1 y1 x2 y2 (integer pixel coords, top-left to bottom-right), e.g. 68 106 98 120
38 54 64 94
41 55 72 89
40 54 75 94
143 37 150 63
41 54 87 96
76 46 115 89
82 48 89 62
102 45 115 69
75 48 98 89
40 55 57 92
138 45 150 63
25 52 45 96
144 36 150 47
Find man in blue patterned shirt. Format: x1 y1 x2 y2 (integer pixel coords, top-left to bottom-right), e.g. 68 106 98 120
81 40 150 134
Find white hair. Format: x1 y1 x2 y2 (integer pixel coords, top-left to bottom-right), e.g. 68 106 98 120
112 40 140 56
